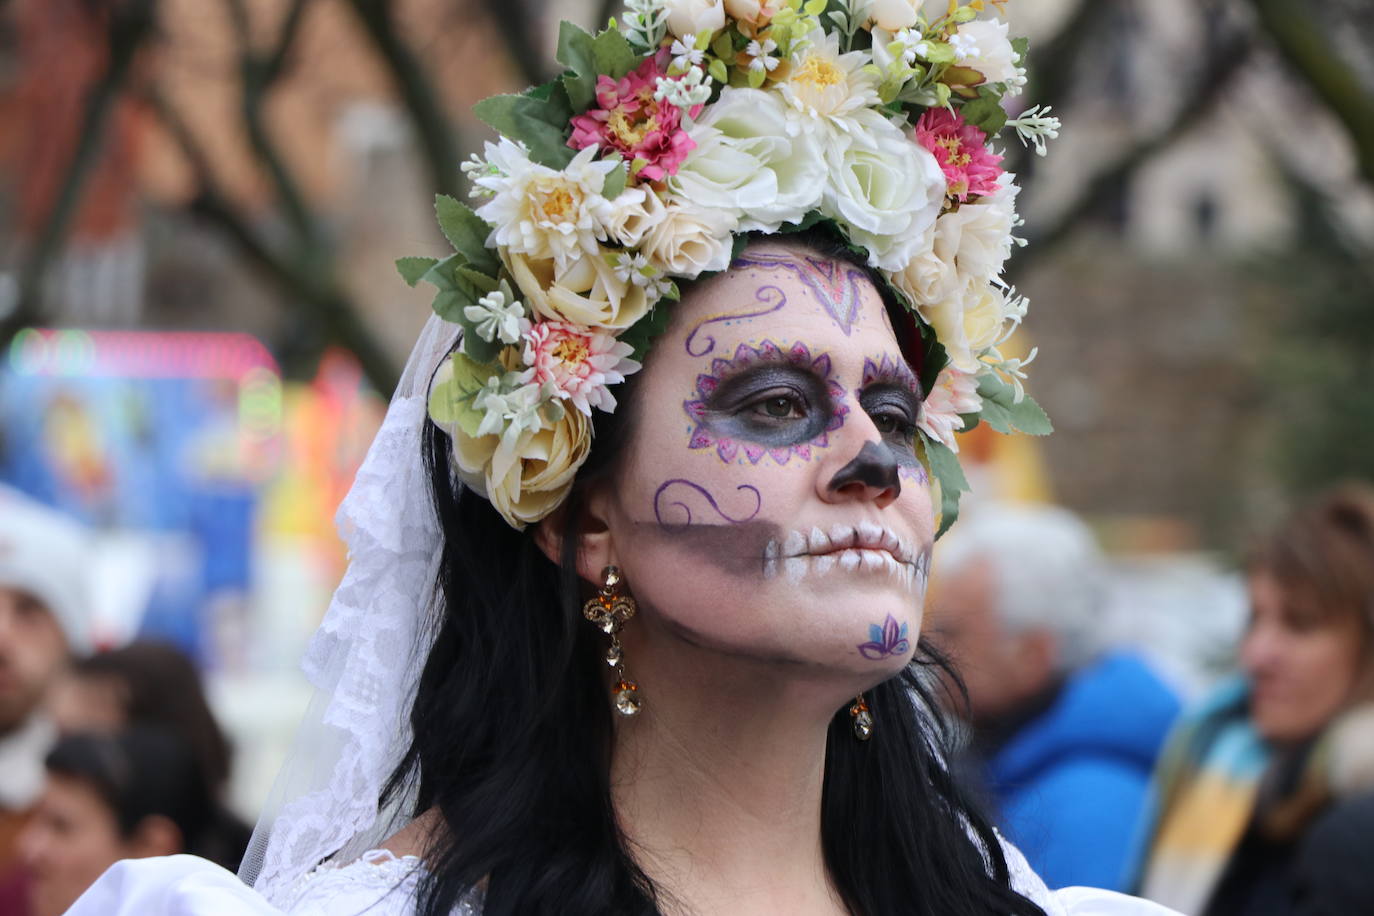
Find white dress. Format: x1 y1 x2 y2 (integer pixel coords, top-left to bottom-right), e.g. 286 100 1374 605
66 843 1180 915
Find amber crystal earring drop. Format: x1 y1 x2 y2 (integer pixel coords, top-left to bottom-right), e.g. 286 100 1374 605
850 694 874 741
582 566 641 716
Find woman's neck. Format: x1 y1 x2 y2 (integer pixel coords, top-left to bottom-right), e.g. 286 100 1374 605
609 648 852 916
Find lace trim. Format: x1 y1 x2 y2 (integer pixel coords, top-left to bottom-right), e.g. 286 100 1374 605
281 849 483 914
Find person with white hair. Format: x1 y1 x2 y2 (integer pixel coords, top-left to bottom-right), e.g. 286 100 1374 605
0 487 92 878
928 503 1181 892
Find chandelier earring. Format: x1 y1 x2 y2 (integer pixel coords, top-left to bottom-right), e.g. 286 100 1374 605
850 694 874 741
582 565 641 717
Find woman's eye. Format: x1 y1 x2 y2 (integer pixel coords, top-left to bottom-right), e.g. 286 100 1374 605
871 411 913 435
746 392 805 421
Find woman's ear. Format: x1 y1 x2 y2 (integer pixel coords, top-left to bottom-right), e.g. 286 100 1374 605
532 485 619 585
128 814 184 858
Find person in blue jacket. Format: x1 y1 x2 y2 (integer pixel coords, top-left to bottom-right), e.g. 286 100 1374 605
928 503 1182 892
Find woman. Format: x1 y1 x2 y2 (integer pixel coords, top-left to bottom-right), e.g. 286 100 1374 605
70 3 1177 913
1134 484 1374 915
49 641 254 868
18 728 217 916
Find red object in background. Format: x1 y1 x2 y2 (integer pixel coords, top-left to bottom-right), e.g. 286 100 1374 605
9 0 146 244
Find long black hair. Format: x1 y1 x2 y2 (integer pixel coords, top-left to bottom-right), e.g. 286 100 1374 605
386 229 1048 915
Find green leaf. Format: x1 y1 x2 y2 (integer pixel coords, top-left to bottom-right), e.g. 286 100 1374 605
420 253 463 292
472 84 576 169
803 0 828 15
921 436 970 538
557 22 598 110
462 328 502 364
428 352 499 439
923 41 955 65
958 86 1008 136
1006 394 1053 435
711 32 734 60
747 65 766 88
593 27 639 78
396 256 439 287
1010 36 1029 64
618 300 676 363
434 196 500 275
602 158 628 199
708 57 729 84
975 373 1053 436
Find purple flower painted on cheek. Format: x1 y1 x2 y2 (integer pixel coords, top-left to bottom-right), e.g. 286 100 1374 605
856 614 910 660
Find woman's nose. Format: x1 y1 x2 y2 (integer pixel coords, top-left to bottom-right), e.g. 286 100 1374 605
825 440 901 508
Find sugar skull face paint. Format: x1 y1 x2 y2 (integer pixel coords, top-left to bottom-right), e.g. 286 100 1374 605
733 251 870 336
596 239 933 676
683 340 849 466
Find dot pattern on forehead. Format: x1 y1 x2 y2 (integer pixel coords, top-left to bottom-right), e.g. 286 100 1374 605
684 284 788 358
732 251 869 336
684 340 848 465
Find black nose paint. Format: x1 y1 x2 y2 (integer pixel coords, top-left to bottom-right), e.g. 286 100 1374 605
828 441 901 498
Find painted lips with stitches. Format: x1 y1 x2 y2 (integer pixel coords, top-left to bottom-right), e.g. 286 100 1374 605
762 521 931 590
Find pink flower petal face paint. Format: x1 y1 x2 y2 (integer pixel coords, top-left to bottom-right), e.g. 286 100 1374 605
602 240 933 676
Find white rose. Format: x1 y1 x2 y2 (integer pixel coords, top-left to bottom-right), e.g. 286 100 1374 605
640 200 739 278
919 279 1009 373
503 247 651 330
886 176 1019 305
671 88 825 233
456 408 591 529
601 185 667 248
822 109 945 271
954 19 1023 86
723 0 780 24
859 0 919 31
665 0 725 38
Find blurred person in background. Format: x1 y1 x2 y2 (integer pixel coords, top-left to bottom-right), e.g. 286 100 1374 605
48 642 253 870
16 727 215 916
0 489 91 902
1134 483 1374 915
928 503 1182 891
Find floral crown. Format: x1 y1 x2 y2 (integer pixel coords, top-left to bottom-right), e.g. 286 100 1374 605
402 0 1057 534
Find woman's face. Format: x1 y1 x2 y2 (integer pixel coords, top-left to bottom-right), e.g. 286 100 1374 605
596 240 933 683
18 774 130 916
1241 569 1368 744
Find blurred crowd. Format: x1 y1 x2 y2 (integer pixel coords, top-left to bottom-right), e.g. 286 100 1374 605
0 487 250 916
926 485 1374 915
2 477 1373 915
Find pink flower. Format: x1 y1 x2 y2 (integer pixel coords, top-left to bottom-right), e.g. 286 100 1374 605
567 51 701 181
522 320 642 416
919 366 982 452
914 108 1003 202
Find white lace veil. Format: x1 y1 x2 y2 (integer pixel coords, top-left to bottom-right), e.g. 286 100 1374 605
239 315 461 900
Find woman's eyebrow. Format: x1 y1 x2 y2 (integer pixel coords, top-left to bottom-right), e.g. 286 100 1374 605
861 354 922 398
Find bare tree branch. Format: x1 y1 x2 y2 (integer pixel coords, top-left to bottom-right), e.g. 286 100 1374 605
477 0 548 88
262 0 313 84
1 0 156 345
1001 0 1114 178
225 0 318 248
1010 31 1256 278
146 88 401 394
343 0 463 199
1247 0 1374 186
